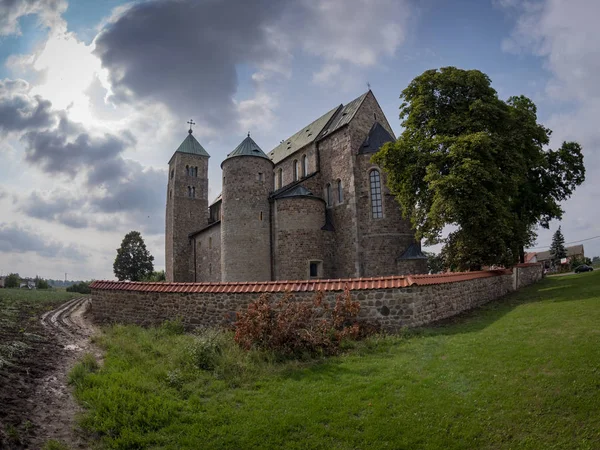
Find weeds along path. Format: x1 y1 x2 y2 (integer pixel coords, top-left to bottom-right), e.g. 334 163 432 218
27 297 100 449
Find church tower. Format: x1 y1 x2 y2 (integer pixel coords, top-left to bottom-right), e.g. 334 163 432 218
165 122 210 282
221 134 274 281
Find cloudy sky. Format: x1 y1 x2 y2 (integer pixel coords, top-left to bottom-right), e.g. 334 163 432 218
0 0 598 280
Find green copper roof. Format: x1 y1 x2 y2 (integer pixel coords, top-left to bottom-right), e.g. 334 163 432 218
224 134 270 162
175 131 210 157
268 105 340 164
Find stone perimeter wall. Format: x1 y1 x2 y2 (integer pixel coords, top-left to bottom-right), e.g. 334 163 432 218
91 264 543 331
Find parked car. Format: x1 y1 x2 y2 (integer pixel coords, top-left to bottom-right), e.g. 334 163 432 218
574 264 594 273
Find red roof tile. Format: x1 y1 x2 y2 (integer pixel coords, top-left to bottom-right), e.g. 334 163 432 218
90 269 516 294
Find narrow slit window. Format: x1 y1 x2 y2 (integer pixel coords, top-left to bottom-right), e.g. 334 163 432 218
293 160 299 181
186 165 189 176
369 170 383 218
209 237 212 249
309 261 322 279
303 155 308 176
192 186 196 198
337 179 343 203
326 183 332 207
278 168 283 189
259 211 263 221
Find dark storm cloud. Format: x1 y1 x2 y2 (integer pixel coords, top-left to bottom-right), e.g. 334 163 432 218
19 191 89 228
0 79 164 235
19 163 167 235
0 222 88 261
93 0 290 128
89 162 167 234
22 114 132 183
0 0 66 36
0 79 134 186
0 79 56 133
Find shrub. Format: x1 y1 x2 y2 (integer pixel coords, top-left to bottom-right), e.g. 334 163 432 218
186 328 227 370
4 273 20 288
160 318 185 335
36 278 49 289
234 288 370 357
66 281 91 294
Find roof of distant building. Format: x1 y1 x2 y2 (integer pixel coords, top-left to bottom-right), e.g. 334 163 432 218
273 185 319 200
397 242 427 260
268 105 340 164
531 244 584 261
317 91 369 140
268 91 371 164
223 134 271 165
360 122 395 154
174 132 210 158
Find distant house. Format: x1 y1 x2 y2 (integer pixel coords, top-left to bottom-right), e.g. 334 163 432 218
525 244 584 268
19 279 36 289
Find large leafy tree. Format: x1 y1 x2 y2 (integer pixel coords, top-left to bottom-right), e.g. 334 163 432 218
374 67 585 270
549 226 567 263
113 231 154 281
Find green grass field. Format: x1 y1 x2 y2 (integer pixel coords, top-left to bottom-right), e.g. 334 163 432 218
72 272 600 449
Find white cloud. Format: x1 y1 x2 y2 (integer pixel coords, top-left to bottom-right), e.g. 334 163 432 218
312 63 341 85
0 0 67 36
500 0 600 257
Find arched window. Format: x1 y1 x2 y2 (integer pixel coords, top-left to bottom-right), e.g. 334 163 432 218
187 186 191 197
192 186 196 198
337 179 343 203
170 169 174 179
278 168 283 189
186 165 189 176
369 170 383 218
274 173 277 188
303 155 308 177
194 167 198 177
326 183 332 207
293 160 299 181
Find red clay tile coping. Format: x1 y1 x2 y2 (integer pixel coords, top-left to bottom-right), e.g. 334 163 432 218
90 269 513 294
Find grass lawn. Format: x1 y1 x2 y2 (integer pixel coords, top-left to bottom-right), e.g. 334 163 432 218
73 272 600 449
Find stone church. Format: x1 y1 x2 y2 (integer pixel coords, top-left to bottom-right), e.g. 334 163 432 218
165 90 427 283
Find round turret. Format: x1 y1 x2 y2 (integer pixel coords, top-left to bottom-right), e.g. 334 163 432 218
221 135 274 281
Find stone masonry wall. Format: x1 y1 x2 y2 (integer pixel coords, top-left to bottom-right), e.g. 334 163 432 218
166 152 209 282
272 143 318 190
192 222 221 282
221 156 274 281
318 126 359 278
273 196 327 280
91 265 543 331
516 263 544 289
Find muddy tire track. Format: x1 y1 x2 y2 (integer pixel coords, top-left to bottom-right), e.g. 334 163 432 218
15 297 99 449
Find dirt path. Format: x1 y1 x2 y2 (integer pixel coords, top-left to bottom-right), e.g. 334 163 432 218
26 297 100 449
0 297 99 449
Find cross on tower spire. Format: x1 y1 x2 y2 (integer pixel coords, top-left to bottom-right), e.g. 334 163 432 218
187 119 196 134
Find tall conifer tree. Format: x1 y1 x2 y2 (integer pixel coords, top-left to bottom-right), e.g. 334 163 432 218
549 226 567 263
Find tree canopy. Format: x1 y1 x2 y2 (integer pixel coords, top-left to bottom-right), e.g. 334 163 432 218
374 67 585 270
113 231 154 281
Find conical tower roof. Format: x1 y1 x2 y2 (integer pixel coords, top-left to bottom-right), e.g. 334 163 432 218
222 133 271 166
175 131 210 157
